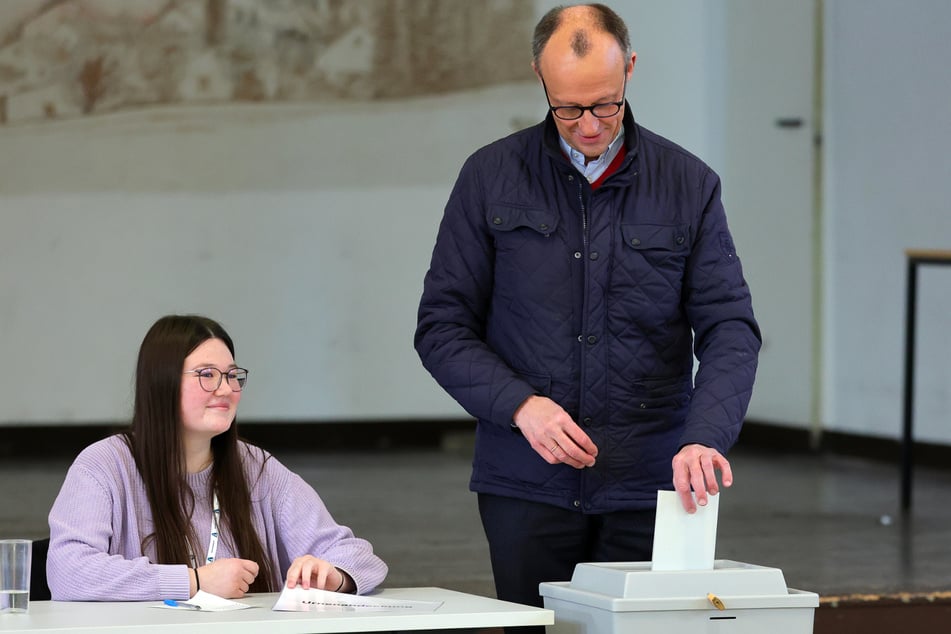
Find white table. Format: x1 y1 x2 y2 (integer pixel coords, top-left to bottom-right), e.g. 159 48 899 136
0 587 553 634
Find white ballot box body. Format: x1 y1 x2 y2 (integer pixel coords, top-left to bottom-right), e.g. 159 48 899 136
539 560 819 634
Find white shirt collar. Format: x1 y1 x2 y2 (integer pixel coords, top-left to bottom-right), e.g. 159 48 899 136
558 125 625 183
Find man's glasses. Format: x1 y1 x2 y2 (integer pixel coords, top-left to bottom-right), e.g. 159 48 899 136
542 75 627 121
184 367 249 392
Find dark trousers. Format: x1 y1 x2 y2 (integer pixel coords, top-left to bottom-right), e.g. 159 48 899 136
478 493 655 634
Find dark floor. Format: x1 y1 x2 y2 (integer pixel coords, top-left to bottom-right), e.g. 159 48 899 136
2 428 950 604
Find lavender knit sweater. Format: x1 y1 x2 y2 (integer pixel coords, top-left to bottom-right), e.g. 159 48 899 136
47 435 387 601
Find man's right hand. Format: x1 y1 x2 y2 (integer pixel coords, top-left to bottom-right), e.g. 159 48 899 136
195 558 260 598
512 395 598 468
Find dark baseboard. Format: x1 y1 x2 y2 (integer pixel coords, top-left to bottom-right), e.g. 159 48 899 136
0 419 479 460
738 419 951 470
238 419 479 452
0 424 128 459
1 418 949 470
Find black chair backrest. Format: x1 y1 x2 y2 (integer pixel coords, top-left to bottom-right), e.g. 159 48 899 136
30 537 51 601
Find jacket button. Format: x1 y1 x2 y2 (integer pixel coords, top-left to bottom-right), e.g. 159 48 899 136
568 175 575 182
630 237 641 246
582 417 592 425
587 335 597 344
589 251 599 260
573 500 581 508
676 235 685 245
639 402 647 409
574 251 582 259
577 335 583 342
493 217 503 225
539 223 549 231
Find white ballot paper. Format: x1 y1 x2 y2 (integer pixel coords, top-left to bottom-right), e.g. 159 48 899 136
272 586 443 613
650 489 719 571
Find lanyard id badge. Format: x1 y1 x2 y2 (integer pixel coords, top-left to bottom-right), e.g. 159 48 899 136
190 491 221 567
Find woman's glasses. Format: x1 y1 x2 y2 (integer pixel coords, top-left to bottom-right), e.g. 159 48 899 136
183 367 249 392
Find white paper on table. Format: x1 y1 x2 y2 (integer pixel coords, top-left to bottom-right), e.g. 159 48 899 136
272 586 443 613
154 590 253 611
650 489 719 571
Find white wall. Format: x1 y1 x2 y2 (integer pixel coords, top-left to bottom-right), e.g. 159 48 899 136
704 1 818 429
0 1 714 427
0 88 541 424
2 1 950 445
823 0 951 442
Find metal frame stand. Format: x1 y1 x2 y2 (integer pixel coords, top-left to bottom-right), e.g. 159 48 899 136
901 249 951 511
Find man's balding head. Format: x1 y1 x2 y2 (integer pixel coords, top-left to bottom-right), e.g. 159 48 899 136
532 4 631 72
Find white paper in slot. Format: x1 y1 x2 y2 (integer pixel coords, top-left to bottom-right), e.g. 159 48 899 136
650 490 719 571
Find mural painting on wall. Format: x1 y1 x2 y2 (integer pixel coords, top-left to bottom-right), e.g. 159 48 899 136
0 0 535 126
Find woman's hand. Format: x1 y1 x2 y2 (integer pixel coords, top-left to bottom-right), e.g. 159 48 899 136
194 558 259 598
285 555 351 593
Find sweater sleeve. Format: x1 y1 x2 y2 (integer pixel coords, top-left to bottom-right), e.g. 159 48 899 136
266 457 388 594
46 442 191 601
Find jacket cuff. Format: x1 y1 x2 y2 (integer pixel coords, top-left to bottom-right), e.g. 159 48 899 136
493 381 537 428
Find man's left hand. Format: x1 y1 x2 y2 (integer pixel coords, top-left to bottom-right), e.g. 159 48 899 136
671 443 733 513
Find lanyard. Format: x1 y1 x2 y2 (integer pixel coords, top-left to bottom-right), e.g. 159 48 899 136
191 491 221 567
206 491 220 564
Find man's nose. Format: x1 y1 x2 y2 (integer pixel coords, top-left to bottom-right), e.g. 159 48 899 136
576 110 601 134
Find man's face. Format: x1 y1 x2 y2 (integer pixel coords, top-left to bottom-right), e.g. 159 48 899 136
536 31 633 161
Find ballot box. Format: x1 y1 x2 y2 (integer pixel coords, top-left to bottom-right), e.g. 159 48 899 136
539 559 819 634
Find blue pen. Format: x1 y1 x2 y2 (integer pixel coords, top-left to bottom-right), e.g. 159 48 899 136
164 599 202 610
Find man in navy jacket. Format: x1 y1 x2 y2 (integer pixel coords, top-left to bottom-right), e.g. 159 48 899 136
415 3 761 616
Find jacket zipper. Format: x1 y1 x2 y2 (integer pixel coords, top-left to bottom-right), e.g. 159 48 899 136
576 174 588 512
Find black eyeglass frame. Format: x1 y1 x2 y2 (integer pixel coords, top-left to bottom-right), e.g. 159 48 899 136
183 367 250 392
541 74 628 121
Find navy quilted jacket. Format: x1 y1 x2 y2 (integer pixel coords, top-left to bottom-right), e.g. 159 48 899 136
415 108 761 513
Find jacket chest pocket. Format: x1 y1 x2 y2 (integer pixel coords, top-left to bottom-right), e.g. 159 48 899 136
487 204 563 273
486 204 570 316
619 223 690 285
486 204 559 246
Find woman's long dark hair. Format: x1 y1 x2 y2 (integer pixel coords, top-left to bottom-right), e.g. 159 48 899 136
124 314 275 592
